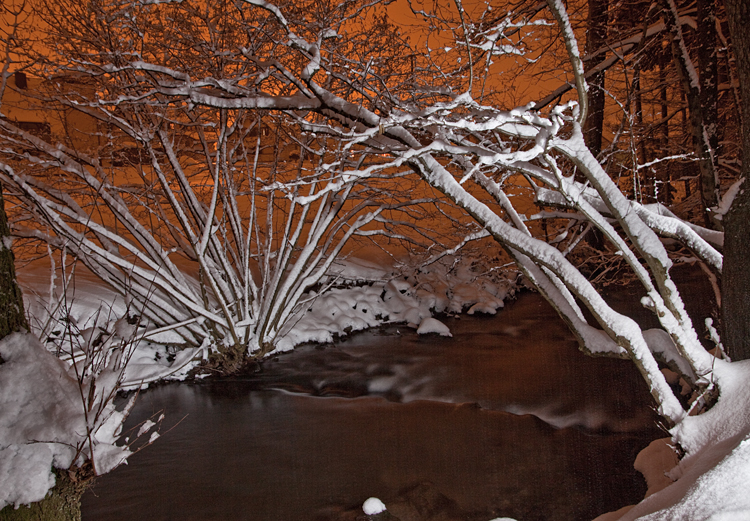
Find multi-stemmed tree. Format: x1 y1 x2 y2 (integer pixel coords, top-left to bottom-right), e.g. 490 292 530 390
0 0 450 370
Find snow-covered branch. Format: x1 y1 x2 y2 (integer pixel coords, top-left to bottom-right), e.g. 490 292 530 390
0 0 726 427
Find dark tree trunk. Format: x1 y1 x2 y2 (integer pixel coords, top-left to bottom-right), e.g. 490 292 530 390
658 62 674 204
660 62 669 149
723 0 750 361
698 0 720 165
662 0 721 229
0 182 27 348
583 0 609 157
633 66 653 200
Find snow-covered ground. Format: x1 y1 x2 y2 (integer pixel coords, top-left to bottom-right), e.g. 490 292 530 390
601 358 750 521
4 256 750 520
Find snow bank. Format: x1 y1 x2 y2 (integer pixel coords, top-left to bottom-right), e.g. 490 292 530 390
272 256 518 353
0 333 85 508
0 333 136 509
19 256 519 379
119 340 208 391
19 264 207 391
604 360 750 520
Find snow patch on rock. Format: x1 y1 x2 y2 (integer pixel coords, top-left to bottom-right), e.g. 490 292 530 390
362 497 387 515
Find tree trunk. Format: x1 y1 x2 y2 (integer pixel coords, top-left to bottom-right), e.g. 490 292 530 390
583 0 609 157
722 0 750 361
660 62 669 149
698 0 719 167
662 0 721 228
633 66 652 201
0 182 27 350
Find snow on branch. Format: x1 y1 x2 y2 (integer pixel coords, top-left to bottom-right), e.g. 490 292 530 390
0 0 726 431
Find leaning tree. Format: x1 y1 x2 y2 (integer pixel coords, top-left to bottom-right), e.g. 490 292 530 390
156 0 727 426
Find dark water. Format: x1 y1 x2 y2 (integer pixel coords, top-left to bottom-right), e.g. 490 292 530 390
82 292 665 521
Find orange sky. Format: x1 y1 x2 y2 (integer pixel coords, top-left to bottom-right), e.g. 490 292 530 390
1 0 574 113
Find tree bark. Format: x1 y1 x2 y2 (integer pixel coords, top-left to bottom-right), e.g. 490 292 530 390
660 62 669 149
662 0 721 228
722 0 750 361
698 0 719 169
583 0 609 157
0 182 27 348
633 65 652 200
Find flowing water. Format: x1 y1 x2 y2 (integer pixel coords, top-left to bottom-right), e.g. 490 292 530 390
81 292 667 521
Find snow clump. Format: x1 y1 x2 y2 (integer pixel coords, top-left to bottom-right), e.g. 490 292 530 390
416 317 452 337
271 256 518 354
362 497 387 515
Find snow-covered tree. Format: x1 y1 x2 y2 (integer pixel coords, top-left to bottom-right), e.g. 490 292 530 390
4 1 750 516
536 0 740 228
0 0 449 369
0 0 740 428
165 0 727 426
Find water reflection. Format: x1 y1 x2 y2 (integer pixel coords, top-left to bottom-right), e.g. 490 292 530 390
82 293 663 521
245 292 661 432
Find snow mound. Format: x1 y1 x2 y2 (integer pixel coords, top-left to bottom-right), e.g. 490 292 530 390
416 317 452 337
610 359 750 520
0 333 83 508
120 340 208 391
0 333 133 509
271 257 518 354
362 497 387 515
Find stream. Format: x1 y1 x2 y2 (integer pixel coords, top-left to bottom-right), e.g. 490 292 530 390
81 291 668 521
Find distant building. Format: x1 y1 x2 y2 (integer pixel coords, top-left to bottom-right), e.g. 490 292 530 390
2 71 313 169
2 71 100 152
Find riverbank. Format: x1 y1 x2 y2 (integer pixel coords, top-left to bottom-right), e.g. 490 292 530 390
17 255 521 389
1 255 521 513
